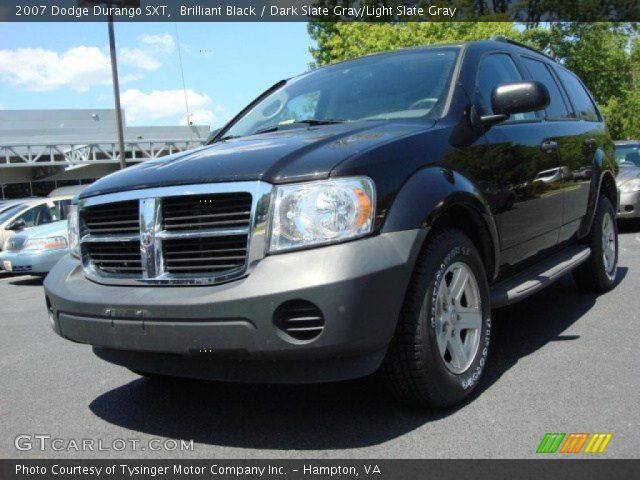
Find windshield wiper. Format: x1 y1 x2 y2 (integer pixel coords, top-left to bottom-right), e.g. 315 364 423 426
295 119 347 126
217 119 348 142
216 135 241 142
252 119 347 136
251 125 281 135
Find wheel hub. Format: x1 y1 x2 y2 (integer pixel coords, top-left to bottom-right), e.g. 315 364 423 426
435 262 483 374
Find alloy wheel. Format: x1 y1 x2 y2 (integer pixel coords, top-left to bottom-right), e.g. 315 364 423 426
434 262 483 374
602 212 617 279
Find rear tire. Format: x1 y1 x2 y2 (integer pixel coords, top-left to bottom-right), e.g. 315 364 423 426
381 228 491 409
572 195 618 292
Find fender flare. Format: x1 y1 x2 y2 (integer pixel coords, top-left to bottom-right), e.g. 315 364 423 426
381 166 501 280
578 148 617 239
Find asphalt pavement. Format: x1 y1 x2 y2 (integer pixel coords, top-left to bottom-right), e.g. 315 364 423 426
1 221 639 459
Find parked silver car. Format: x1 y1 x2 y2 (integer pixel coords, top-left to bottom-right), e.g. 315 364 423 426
0 195 75 252
0 220 69 275
615 141 640 219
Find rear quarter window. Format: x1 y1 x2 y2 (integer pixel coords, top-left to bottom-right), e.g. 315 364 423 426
520 56 571 120
554 67 600 122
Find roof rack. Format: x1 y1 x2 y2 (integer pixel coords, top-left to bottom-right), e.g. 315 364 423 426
490 36 556 62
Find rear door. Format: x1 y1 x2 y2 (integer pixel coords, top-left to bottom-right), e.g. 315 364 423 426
476 52 563 268
518 55 586 245
552 65 608 241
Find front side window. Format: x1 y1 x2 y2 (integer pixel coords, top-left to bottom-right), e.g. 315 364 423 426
520 57 570 120
615 144 640 166
476 53 536 121
0 204 25 223
16 206 39 227
17 203 54 227
222 48 459 139
555 67 600 122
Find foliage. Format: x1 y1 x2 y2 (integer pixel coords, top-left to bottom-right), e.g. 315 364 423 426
308 22 517 66
307 20 640 139
521 23 640 139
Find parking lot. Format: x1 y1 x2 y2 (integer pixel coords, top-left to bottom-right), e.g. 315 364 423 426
1 221 639 459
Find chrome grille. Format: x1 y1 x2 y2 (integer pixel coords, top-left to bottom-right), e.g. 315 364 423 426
84 241 143 275
162 193 252 232
163 235 247 274
78 182 272 286
81 200 139 236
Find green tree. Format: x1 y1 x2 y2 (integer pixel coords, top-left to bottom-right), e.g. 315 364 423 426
308 21 640 139
521 23 640 139
308 22 518 66
521 23 634 102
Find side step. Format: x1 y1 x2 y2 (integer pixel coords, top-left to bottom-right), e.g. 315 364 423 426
490 245 591 308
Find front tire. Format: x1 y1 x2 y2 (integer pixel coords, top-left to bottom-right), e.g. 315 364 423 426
572 195 618 292
381 228 491 409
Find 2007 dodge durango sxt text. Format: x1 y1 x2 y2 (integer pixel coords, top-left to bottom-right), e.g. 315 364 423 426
45 39 619 408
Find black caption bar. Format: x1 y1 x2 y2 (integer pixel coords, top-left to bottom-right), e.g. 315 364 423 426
0 0 639 22
1 460 639 480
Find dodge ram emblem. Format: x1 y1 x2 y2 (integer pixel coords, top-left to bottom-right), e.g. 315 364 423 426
140 231 154 248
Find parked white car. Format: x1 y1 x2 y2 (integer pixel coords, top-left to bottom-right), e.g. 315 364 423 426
1 220 69 275
0 196 73 253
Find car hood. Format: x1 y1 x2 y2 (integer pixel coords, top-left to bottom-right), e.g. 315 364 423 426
617 166 640 184
79 121 433 199
14 220 68 240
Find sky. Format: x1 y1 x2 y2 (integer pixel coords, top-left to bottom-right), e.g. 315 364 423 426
0 22 314 129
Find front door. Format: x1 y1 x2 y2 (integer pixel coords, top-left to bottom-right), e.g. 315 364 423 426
475 52 563 269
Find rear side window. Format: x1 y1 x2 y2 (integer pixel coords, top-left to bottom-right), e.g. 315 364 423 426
520 56 570 120
476 53 535 121
554 67 600 122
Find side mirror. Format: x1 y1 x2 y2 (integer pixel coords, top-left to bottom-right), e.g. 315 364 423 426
6 219 25 231
481 81 550 128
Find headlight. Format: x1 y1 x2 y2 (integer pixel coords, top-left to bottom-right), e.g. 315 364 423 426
269 177 375 253
24 236 68 251
67 204 80 258
619 178 640 193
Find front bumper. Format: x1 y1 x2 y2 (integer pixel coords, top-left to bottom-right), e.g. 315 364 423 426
617 190 640 218
44 230 423 383
0 248 67 274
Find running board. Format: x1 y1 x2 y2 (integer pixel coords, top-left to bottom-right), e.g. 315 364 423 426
490 245 591 308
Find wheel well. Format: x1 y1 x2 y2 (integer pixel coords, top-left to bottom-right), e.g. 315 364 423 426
600 172 617 209
426 204 495 279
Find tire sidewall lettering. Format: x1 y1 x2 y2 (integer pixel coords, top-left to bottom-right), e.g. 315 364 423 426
428 244 490 391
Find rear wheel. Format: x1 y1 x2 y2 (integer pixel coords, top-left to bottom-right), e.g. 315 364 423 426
381 228 491 408
572 195 618 292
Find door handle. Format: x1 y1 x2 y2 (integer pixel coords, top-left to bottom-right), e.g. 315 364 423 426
540 140 558 153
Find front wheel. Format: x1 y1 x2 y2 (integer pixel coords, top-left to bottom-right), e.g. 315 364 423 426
572 195 618 292
381 228 491 409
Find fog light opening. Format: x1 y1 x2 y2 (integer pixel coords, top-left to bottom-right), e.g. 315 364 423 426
273 300 325 342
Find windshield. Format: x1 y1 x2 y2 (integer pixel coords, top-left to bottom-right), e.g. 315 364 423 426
222 48 459 139
0 204 25 223
615 144 640 166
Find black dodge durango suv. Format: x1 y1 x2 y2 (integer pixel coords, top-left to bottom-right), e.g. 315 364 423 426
45 38 619 408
